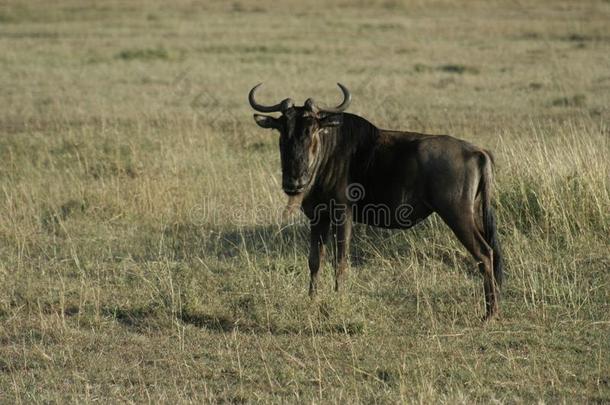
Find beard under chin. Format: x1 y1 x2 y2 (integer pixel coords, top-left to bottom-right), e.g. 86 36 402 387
282 193 305 220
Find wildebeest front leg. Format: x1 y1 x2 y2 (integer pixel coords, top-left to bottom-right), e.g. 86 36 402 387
309 218 330 297
333 217 352 292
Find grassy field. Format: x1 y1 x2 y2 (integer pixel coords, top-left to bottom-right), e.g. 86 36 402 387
0 0 609 402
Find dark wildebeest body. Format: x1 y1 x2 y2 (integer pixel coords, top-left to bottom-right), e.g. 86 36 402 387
249 84 503 320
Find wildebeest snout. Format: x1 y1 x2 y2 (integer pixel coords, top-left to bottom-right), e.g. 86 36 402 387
282 176 307 195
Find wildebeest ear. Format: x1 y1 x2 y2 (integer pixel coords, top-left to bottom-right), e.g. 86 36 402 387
319 113 343 128
253 114 280 129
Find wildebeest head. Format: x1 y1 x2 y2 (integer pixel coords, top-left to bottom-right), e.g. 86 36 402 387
249 83 351 195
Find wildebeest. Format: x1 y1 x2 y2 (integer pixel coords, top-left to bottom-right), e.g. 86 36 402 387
249 83 503 320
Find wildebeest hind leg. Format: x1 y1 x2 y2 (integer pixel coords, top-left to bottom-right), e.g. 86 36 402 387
437 209 498 320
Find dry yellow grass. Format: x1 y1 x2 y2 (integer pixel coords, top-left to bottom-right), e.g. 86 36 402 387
0 0 609 402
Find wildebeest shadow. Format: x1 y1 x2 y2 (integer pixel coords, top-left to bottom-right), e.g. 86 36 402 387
160 218 472 271
163 221 379 263
160 222 310 261
102 305 242 334
107 220 478 335
104 303 366 336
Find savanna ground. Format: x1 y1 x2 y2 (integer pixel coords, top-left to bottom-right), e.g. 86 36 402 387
0 0 609 402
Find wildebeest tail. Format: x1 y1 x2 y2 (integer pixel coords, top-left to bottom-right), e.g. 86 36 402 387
480 151 503 288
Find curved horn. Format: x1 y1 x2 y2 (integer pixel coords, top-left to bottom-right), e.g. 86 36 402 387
248 83 294 113
319 83 352 113
304 98 318 113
